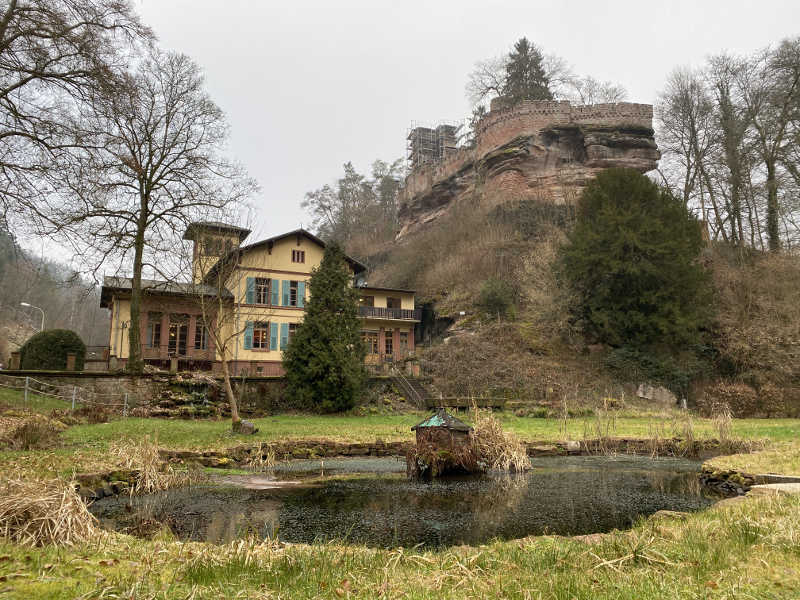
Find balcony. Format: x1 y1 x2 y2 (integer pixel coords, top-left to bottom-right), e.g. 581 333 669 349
358 306 421 321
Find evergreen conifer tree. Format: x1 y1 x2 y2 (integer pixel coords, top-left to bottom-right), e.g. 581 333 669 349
562 168 711 348
283 243 366 412
502 38 553 104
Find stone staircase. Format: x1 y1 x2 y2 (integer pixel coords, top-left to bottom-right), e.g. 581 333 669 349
390 369 431 409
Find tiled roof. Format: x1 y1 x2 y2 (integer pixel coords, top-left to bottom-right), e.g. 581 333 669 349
100 276 232 307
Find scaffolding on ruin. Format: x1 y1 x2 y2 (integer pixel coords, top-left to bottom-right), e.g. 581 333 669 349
407 120 464 171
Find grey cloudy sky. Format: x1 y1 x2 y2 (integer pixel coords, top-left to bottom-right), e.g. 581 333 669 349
136 0 800 239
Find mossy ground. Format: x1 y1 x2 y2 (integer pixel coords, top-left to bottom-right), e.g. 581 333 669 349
2 388 800 598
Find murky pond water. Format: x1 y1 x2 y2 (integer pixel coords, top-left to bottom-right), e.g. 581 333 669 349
91 456 714 548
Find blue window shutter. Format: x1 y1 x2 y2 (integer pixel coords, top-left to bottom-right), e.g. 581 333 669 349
270 321 278 351
297 281 305 308
282 280 289 306
245 277 255 304
243 321 253 350
271 279 280 305
280 322 289 350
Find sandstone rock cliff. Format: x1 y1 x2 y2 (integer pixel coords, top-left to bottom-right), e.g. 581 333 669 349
398 100 660 238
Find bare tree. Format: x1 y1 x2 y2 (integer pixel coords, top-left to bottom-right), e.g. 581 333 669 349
465 55 506 106
657 38 800 251
738 39 800 251
42 46 258 373
564 76 628 105
181 229 262 432
0 0 149 223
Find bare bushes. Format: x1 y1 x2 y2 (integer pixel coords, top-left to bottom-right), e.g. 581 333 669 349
369 193 525 310
0 478 98 546
471 406 529 472
697 381 793 417
711 248 800 384
110 436 201 494
421 322 531 398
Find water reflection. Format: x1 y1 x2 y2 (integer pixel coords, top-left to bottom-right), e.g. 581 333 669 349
91 456 714 548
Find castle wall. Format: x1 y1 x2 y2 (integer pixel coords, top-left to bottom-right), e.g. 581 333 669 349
401 101 654 208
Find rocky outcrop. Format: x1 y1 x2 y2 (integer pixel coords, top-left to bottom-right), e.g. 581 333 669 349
398 101 660 237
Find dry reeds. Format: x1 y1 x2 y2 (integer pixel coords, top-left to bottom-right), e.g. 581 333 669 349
0 477 98 546
245 442 276 472
0 414 67 450
711 402 733 446
470 404 529 472
110 436 201 495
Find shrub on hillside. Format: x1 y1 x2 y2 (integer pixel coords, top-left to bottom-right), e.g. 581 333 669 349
477 278 516 319
19 329 86 371
561 168 711 349
697 382 758 417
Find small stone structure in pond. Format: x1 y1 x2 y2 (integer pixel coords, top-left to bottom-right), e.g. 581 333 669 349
407 408 478 479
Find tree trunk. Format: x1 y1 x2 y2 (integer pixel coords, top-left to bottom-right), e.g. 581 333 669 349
220 352 241 425
127 211 147 373
765 160 781 252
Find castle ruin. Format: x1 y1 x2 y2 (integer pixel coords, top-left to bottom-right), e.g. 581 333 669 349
398 100 660 237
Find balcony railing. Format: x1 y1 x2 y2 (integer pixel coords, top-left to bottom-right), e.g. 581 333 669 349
358 306 421 321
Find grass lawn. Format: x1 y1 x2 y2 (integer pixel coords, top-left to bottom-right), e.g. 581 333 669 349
1 494 798 599
3 387 800 598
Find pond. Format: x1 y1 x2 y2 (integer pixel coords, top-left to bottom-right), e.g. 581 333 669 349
90 455 715 548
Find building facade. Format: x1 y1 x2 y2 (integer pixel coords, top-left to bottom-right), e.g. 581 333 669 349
100 224 420 375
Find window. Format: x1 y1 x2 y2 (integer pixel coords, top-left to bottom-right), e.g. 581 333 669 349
168 314 189 356
147 312 161 348
289 280 299 306
292 249 305 263
288 323 298 343
385 334 393 356
255 278 270 304
252 321 269 349
194 318 208 350
386 297 401 309
399 331 409 353
203 236 221 256
361 331 379 354
359 295 374 307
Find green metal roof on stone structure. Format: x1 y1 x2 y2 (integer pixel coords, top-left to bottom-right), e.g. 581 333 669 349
411 408 473 432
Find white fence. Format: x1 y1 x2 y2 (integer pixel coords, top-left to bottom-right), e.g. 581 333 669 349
0 373 139 416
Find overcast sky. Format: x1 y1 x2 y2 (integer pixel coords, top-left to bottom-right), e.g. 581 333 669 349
134 0 799 239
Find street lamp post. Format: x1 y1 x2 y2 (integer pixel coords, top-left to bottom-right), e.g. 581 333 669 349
20 302 45 331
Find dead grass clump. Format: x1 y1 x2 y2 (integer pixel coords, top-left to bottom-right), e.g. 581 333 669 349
0 414 67 450
471 405 529 472
245 442 276 472
0 477 98 546
110 436 201 494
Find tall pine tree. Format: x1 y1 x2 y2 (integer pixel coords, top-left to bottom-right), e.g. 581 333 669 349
283 243 365 412
502 38 553 104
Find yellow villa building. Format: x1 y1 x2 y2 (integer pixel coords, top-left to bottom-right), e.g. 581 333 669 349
100 223 420 375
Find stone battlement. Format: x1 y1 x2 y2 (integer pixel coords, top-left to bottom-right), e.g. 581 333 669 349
403 100 654 201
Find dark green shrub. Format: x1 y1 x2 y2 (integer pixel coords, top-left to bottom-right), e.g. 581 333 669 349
19 329 86 371
562 168 711 348
477 278 516 319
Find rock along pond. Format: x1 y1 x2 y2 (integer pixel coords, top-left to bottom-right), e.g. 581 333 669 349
90 455 716 548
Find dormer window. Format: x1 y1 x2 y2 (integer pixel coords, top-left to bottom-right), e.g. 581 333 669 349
292 249 305 263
